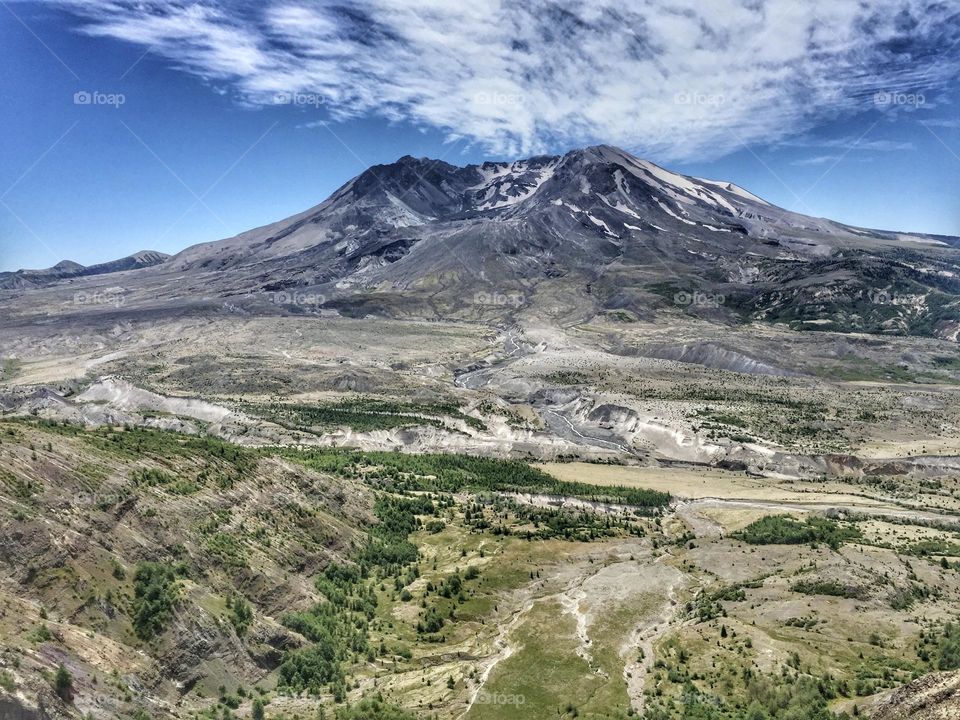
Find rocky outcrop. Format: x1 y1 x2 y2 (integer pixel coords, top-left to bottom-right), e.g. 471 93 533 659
870 671 960 719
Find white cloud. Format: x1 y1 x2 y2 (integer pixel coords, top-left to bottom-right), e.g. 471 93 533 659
51 0 960 161
791 155 845 167
782 137 916 152
921 118 960 129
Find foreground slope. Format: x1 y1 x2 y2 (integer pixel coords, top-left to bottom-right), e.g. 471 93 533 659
2 421 960 719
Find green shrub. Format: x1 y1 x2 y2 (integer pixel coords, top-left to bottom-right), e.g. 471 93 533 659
937 623 960 669
230 596 253 636
132 562 179 640
251 698 265 720
791 578 867 600
0 671 14 692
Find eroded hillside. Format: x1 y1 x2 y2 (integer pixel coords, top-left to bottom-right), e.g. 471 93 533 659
2 420 960 719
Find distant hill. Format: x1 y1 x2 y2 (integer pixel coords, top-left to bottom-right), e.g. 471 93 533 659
0 250 170 290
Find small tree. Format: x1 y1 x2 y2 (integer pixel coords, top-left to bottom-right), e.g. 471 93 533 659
54 664 73 702
252 697 265 720
230 596 253 637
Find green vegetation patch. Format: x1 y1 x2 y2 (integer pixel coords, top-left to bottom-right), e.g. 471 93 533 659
905 538 960 558
0 358 20 381
0 468 38 501
334 695 418 720
688 580 763 622
543 370 588 385
734 515 860 550
790 578 869 600
280 448 670 510
932 354 960 370
463 495 646 542
205 532 248 569
132 562 180 641
255 396 485 433
929 623 960 670
278 494 432 697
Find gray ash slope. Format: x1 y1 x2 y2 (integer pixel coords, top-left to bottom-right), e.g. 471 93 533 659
7 145 960 339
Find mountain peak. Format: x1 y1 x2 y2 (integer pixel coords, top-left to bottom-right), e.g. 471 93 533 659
51 260 85 272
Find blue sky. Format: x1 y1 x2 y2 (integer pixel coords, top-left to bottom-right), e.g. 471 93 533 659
2 0 959 272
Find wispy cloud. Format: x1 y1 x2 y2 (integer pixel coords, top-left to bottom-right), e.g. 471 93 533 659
790 154 878 167
783 137 916 152
790 155 844 167
48 0 960 161
920 118 960 129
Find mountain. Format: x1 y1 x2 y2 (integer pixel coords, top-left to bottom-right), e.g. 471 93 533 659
0 250 170 290
5 146 959 339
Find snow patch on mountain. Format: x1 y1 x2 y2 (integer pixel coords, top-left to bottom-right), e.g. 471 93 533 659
586 214 619 237
656 200 697 225
895 234 949 247
472 158 559 210
597 193 643 221
699 178 771 206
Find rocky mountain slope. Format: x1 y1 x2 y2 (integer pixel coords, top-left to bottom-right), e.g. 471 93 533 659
3 146 957 339
164 145 960 339
0 420 371 719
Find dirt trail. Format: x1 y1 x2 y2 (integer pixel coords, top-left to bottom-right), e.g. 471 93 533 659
457 591 539 719
457 557 603 719
674 500 726 538
619 559 687 714
559 583 607 678
459 539 691 718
